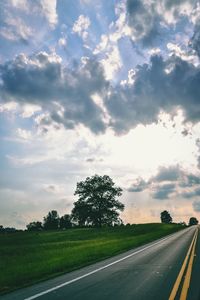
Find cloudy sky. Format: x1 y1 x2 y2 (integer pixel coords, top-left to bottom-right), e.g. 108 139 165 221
1 0 200 228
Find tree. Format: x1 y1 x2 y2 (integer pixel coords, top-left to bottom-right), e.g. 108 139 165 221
60 214 72 229
43 210 60 230
26 221 43 231
160 210 172 224
71 174 124 227
189 217 198 226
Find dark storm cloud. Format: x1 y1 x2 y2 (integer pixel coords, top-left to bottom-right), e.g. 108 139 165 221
1 51 200 135
126 0 198 47
128 165 200 199
128 178 148 192
153 165 181 182
190 22 200 58
153 183 176 199
106 55 200 133
0 52 108 134
126 0 161 47
181 187 200 199
180 174 200 187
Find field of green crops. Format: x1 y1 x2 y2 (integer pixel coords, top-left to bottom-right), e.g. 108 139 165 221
0 223 185 294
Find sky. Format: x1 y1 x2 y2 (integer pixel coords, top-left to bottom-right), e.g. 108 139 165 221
1 0 200 228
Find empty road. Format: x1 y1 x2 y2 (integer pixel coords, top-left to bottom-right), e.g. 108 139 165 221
1 226 199 300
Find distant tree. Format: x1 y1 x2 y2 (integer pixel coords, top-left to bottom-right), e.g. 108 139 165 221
60 214 72 229
0 225 3 232
160 210 172 224
189 217 198 226
178 222 186 226
71 175 124 227
26 221 43 231
3 227 17 233
43 210 60 230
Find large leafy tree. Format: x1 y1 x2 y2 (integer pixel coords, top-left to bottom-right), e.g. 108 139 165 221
72 175 124 227
189 217 198 226
43 210 60 230
160 210 172 224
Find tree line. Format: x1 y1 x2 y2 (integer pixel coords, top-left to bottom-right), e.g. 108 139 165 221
0 174 199 232
160 210 198 226
26 175 124 231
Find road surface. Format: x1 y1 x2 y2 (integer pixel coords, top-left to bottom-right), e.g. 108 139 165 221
1 226 199 300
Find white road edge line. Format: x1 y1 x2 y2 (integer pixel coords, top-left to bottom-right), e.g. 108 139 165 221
24 230 188 300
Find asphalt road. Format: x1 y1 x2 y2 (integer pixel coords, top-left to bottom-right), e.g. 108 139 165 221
1 226 199 300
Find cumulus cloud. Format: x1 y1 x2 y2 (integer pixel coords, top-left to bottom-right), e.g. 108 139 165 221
93 3 129 80
1 50 200 135
0 52 108 134
128 178 149 192
181 188 200 199
72 15 91 40
101 46 122 80
0 0 57 44
153 183 176 199
128 165 200 200
106 54 200 133
126 0 198 47
153 165 181 182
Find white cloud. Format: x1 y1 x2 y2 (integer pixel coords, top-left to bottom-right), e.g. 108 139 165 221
93 3 130 80
93 34 109 55
0 17 33 41
0 0 58 46
148 48 161 55
72 15 91 40
167 42 199 65
101 46 122 80
0 102 18 112
40 0 57 28
120 69 136 86
11 0 58 27
21 104 41 118
17 128 32 140
58 37 67 47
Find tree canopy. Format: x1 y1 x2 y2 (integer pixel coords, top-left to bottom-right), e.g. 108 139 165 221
160 210 172 224
60 214 72 229
43 210 60 230
189 217 198 226
71 174 124 227
26 221 43 231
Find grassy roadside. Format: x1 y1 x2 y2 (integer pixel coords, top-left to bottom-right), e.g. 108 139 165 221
0 223 185 294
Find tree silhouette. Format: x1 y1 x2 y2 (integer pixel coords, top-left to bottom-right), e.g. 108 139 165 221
60 214 72 229
160 210 172 224
43 210 60 230
189 217 198 226
26 221 43 231
72 174 124 227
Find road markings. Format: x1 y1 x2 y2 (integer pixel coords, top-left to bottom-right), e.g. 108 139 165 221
180 228 198 300
24 234 174 300
168 227 198 300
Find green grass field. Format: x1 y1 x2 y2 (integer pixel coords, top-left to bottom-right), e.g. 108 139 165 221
0 223 185 294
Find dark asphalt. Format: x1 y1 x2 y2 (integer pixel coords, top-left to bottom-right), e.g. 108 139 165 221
187 226 200 300
1 226 199 300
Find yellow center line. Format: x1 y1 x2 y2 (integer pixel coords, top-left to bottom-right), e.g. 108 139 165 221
168 228 198 300
180 228 198 300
